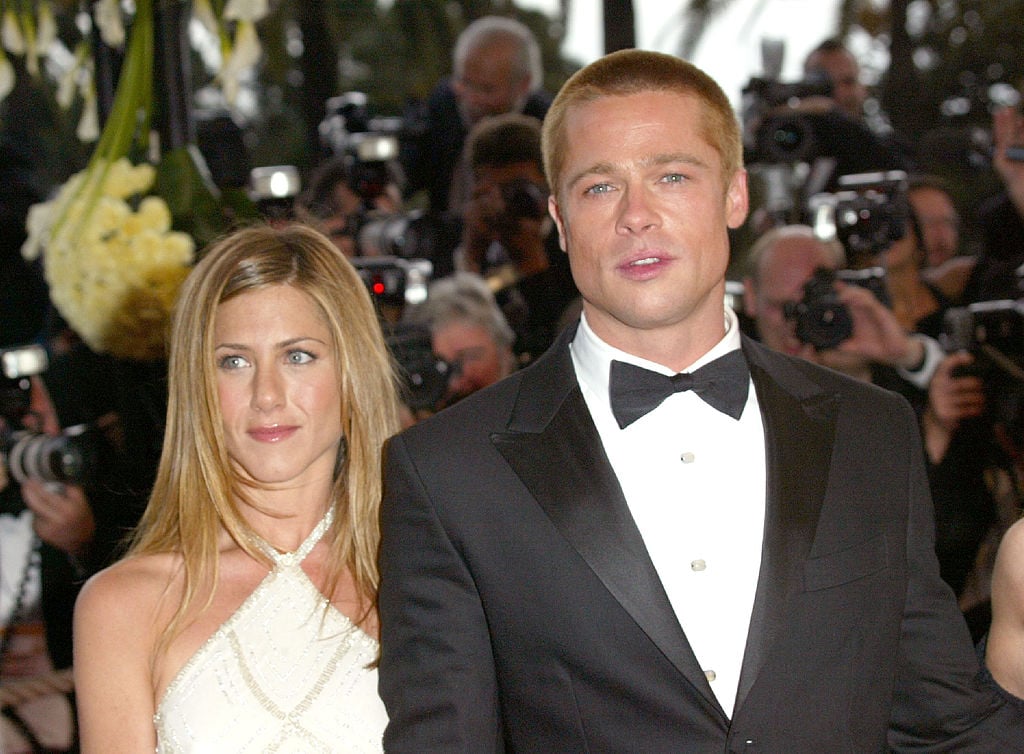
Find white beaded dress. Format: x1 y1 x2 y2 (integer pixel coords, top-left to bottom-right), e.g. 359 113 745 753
154 510 386 753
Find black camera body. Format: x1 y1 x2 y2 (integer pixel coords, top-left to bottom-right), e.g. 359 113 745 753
319 91 446 261
350 256 432 311
785 267 890 350
319 91 404 206
942 299 1024 434
346 258 452 412
383 322 453 412
741 72 833 164
943 299 1024 357
500 178 548 221
809 170 909 265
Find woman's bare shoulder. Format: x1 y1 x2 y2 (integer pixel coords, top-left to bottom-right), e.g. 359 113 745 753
77 551 184 622
995 519 1024 571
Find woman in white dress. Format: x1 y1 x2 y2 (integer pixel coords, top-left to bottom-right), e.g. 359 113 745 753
73 223 402 752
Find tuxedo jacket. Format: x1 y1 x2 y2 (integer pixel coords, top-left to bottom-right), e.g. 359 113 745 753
378 327 1021 752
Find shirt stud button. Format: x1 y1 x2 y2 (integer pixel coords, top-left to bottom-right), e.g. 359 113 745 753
680 451 696 463
691 559 706 571
705 669 716 682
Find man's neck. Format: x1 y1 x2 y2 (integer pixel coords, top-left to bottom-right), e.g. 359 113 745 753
583 307 729 373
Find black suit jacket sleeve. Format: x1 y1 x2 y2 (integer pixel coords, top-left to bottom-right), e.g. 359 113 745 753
888 405 1019 750
378 435 505 753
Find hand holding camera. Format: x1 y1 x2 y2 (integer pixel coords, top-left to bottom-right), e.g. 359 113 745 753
461 177 550 278
20 478 96 558
922 352 987 463
831 280 925 369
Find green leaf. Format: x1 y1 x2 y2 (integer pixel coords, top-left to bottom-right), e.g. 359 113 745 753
155 144 240 247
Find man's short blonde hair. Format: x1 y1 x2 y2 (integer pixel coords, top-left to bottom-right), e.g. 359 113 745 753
541 49 743 199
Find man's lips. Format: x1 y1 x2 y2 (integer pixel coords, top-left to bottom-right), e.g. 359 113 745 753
247 425 298 442
618 252 672 279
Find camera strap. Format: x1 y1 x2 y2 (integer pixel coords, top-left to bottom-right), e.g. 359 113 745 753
0 522 41 662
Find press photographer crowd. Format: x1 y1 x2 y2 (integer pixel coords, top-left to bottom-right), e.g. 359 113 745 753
2 13 1024 751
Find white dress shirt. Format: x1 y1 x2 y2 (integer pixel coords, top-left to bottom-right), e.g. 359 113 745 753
570 308 766 718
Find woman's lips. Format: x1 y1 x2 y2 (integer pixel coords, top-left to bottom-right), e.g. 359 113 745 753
247 424 298 442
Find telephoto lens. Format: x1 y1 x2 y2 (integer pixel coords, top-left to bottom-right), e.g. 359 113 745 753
6 424 94 486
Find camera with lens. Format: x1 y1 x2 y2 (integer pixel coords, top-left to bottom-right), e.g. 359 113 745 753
1 345 96 491
784 266 890 350
319 91 405 205
319 92 444 261
808 170 909 266
741 71 833 165
500 178 548 221
349 259 457 413
942 297 1024 433
383 322 454 413
351 256 432 312
943 299 1024 362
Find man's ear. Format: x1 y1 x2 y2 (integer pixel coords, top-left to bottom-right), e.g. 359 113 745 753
726 169 750 230
548 195 568 252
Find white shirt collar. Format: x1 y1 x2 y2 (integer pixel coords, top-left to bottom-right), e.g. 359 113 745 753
571 307 744 400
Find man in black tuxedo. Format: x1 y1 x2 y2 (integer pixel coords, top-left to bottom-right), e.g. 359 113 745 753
378 49 1021 751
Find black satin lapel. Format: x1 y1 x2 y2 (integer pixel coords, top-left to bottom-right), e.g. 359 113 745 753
492 387 724 716
733 358 838 713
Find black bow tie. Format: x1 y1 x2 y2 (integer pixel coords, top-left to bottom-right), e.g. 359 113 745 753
608 349 750 429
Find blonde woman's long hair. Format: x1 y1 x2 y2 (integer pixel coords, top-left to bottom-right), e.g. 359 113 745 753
130 223 401 648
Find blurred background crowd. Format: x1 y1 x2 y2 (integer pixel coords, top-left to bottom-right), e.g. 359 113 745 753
1 1 1024 750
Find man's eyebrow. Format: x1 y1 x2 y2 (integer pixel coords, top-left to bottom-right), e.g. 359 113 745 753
565 161 617 191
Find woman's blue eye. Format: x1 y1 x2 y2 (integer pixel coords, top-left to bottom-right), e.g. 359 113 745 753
218 354 249 370
288 350 315 364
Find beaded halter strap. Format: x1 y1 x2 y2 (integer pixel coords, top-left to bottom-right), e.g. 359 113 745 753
247 507 335 570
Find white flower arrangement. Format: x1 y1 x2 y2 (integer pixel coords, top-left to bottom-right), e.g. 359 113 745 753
22 158 195 361
13 0 268 362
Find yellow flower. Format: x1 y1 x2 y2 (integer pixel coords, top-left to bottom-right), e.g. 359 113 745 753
24 156 196 360
89 197 131 240
135 195 173 232
103 158 155 200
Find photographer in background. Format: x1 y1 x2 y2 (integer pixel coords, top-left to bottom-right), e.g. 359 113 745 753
740 224 1003 610
296 154 403 258
802 38 915 171
401 16 551 217
966 105 1024 303
741 224 940 388
454 113 578 364
1 340 157 751
402 272 517 417
908 175 978 303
